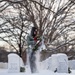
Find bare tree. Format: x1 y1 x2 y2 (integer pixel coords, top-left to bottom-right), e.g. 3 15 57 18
0 0 75 57
0 8 30 57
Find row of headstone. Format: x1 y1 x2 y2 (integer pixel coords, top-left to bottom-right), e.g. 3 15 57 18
8 53 24 73
40 53 68 73
7 53 69 73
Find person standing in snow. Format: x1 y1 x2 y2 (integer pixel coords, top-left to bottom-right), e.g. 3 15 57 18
27 27 41 73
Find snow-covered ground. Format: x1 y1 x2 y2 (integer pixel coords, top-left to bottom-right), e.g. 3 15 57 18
0 68 75 75
0 53 75 75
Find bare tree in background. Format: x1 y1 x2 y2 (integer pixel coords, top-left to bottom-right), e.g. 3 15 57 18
0 0 75 58
0 6 30 57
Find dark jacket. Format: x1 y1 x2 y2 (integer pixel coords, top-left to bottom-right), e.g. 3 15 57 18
27 34 36 47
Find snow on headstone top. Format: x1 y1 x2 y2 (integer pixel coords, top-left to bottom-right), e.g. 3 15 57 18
8 53 20 73
57 53 68 62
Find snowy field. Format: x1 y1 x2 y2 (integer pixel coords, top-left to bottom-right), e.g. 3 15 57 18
0 68 75 75
0 53 75 75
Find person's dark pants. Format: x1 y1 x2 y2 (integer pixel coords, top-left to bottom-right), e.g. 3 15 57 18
29 51 37 73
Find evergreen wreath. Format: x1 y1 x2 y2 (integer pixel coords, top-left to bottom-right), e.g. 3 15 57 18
32 37 42 52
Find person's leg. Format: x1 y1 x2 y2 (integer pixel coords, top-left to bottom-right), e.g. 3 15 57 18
29 52 37 73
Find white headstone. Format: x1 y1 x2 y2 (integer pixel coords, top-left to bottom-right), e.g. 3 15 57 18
8 53 20 73
57 53 68 73
51 53 68 73
69 60 75 70
51 54 58 71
